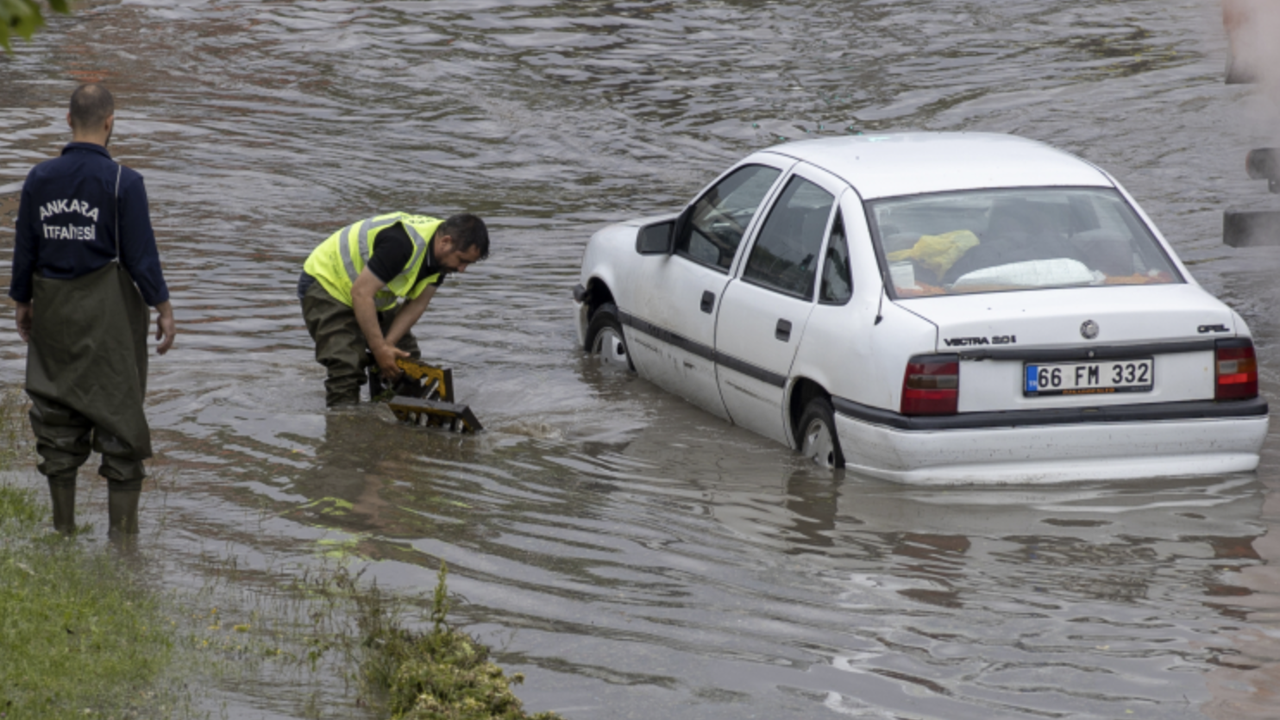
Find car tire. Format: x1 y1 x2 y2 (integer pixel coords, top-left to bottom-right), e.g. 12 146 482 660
797 396 845 469
585 302 634 371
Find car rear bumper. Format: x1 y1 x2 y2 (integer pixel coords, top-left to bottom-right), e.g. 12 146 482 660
832 400 1269 485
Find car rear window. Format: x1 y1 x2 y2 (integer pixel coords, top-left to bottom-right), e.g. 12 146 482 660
867 187 1184 298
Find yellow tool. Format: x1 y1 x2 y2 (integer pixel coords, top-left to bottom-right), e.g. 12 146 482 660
384 358 483 433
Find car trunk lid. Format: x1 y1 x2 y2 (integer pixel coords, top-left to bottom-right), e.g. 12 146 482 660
895 285 1236 412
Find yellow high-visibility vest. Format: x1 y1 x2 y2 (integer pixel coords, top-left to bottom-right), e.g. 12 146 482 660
304 213 443 310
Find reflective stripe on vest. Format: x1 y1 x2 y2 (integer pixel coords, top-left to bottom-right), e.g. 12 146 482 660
304 213 441 310
336 215 430 308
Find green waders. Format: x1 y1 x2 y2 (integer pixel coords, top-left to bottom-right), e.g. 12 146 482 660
26 261 151 535
300 279 421 407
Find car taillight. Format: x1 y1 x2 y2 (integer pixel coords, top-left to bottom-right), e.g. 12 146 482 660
901 355 959 415
1216 339 1259 401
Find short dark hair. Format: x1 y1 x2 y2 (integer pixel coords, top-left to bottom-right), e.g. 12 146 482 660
69 83 115 132
439 214 490 260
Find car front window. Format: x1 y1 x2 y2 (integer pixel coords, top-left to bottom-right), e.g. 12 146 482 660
868 187 1183 298
677 164 782 272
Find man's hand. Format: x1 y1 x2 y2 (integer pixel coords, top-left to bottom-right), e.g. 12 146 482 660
371 342 409 379
15 302 31 343
351 267 406 379
154 300 176 355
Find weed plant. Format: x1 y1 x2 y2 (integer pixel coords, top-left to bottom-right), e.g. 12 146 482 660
230 559 563 719
354 564 561 720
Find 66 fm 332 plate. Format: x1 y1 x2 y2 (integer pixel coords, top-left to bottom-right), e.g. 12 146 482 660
1024 358 1154 397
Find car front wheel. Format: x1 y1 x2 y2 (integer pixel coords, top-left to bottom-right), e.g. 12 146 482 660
586 302 633 371
797 396 845 469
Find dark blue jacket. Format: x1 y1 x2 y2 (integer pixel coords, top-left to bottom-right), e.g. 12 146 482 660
8 142 169 306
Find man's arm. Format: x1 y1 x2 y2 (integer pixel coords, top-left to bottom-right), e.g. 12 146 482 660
15 303 31 343
117 173 170 307
10 182 38 341
383 285 437 348
351 267 406 378
154 300 175 355
117 172 177 355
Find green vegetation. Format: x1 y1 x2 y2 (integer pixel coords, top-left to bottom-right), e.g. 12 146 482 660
0 485 177 719
354 564 561 720
0 0 72 52
251 559 562 719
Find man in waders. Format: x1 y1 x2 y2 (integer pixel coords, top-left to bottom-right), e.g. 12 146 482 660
298 213 488 407
8 83 176 536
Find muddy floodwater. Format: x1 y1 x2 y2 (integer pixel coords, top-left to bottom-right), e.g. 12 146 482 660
6 0 1280 718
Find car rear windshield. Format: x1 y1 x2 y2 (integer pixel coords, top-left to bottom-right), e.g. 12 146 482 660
868 187 1184 298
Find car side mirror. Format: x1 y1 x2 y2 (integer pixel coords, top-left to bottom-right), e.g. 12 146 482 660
636 221 675 255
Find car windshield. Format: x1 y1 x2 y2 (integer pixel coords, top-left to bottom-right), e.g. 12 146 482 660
868 187 1183 298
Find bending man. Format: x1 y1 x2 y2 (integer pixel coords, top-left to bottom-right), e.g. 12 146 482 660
298 213 489 407
9 83 177 535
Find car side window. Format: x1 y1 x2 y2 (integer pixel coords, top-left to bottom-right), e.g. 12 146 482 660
819 211 852 304
676 164 782 272
742 175 835 299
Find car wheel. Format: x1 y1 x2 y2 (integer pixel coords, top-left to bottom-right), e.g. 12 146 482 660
586 302 634 371
797 396 845 469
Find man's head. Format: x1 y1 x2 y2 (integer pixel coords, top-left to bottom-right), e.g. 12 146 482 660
433 214 490 273
67 83 115 146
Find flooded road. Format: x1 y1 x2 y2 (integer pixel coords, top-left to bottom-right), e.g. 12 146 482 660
4 0 1280 717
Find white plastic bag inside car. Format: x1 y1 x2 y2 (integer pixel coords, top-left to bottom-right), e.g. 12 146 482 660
951 258 1096 289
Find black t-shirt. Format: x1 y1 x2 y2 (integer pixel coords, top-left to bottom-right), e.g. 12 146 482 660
365 222 448 288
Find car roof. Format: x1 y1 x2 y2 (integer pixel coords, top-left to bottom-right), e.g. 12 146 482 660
757 132 1115 200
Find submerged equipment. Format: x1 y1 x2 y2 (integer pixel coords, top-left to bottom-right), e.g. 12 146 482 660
378 358 483 434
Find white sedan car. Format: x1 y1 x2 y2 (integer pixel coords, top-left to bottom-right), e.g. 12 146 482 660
573 133 1268 484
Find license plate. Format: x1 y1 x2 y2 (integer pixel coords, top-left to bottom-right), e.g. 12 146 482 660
1024 359 1154 396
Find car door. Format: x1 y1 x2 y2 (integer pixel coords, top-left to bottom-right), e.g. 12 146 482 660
625 160 792 420
714 166 842 445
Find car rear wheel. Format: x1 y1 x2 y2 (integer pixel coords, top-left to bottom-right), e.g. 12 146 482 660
798 396 845 469
586 302 633 371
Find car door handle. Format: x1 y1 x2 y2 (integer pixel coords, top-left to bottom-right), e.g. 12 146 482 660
700 290 716 314
775 319 792 342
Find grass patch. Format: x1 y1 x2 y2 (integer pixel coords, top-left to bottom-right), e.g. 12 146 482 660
0 485 179 719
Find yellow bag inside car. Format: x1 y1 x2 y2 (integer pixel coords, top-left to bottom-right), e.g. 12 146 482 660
887 230 980 279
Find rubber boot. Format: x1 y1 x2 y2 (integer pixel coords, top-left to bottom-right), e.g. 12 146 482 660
47 478 76 535
107 488 141 535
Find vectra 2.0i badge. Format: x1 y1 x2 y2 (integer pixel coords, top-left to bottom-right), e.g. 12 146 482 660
572 132 1269 484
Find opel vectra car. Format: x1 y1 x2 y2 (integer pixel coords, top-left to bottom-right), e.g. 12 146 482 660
572 133 1268 484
